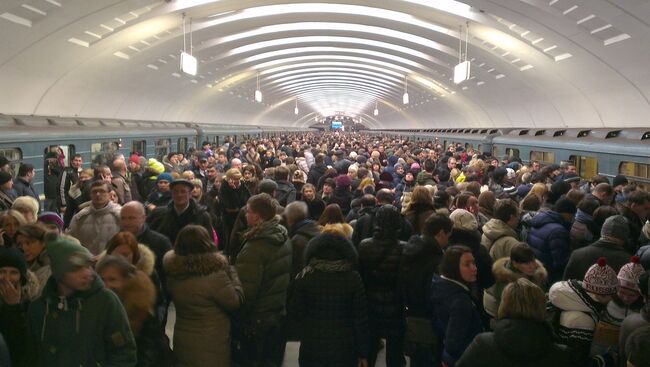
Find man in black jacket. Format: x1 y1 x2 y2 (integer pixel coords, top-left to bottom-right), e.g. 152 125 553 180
285 201 320 279
58 154 83 213
12 164 39 201
307 153 328 188
352 189 413 247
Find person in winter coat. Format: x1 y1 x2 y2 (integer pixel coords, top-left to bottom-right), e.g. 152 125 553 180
96 255 168 367
164 225 244 367
145 172 172 212
481 199 521 261
399 213 452 367
330 175 354 215
548 257 619 366
483 244 548 319
0 171 16 212
307 154 328 188
358 204 406 367
526 197 577 283
403 186 436 235
0 247 41 367
300 184 325 220
616 190 650 253
219 169 251 249
570 197 600 251
289 233 369 367
148 179 214 246
27 236 137 366
0 210 26 248
68 181 122 255
394 170 416 210
14 224 51 295
430 245 484 367
619 271 649 367
234 193 292 366
12 164 39 202
564 215 632 281
457 278 571 367
285 201 321 279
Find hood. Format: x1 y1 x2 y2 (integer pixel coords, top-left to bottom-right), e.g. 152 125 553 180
303 233 357 264
97 243 156 276
430 274 469 303
119 269 156 335
642 221 650 240
292 220 321 239
243 217 288 245
403 235 443 259
482 219 518 241
549 280 601 314
493 319 555 360
529 210 568 229
311 163 327 174
163 250 228 277
448 228 482 250
492 257 548 286
321 222 353 239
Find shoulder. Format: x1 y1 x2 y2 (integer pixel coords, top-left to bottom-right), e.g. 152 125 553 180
136 244 156 276
164 250 228 276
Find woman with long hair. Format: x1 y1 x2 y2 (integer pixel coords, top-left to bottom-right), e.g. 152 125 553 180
403 186 435 235
0 210 26 248
164 225 243 367
14 224 51 295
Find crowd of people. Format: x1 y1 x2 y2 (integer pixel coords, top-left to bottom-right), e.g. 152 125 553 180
0 131 649 367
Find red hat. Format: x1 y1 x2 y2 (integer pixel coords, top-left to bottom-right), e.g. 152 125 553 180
129 154 141 165
583 257 618 295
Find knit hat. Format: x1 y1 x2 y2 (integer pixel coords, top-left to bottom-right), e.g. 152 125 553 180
258 179 278 195
583 257 619 295
147 158 165 174
600 215 630 242
0 171 12 186
38 211 64 231
0 247 27 283
156 172 173 183
410 162 421 174
46 236 93 279
449 209 478 231
617 256 644 291
554 197 577 215
335 174 352 189
129 154 141 165
612 175 628 187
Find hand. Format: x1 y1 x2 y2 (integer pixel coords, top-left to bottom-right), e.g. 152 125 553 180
357 359 368 367
0 279 21 305
0 230 5 247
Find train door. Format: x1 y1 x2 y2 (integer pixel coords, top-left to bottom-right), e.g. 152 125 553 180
569 155 598 179
45 145 75 167
132 140 146 156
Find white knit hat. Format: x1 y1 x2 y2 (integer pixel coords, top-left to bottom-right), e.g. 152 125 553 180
449 209 478 231
617 256 644 291
583 257 618 295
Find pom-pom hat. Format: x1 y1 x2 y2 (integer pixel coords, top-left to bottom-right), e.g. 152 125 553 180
583 257 619 295
618 256 644 291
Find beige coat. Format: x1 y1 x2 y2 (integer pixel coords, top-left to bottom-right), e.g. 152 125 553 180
164 251 244 367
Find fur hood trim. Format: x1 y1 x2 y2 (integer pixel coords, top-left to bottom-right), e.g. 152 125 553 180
492 257 548 287
119 269 156 335
23 270 41 301
320 222 353 239
163 250 228 276
97 244 156 276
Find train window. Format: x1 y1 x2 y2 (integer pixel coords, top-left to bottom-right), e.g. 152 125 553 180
0 148 22 176
91 142 118 166
553 130 566 137
606 130 621 139
534 130 546 136
155 139 171 160
492 145 499 158
178 138 188 154
505 148 520 158
530 150 555 165
132 140 146 156
569 155 598 179
477 144 482 153
212 135 220 146
45 145 76 167
619 162 650 180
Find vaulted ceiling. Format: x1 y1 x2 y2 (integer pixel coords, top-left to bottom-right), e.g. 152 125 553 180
0 0 649 129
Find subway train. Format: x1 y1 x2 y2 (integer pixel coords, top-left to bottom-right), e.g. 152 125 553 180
0 114 313 196
372 127 650 184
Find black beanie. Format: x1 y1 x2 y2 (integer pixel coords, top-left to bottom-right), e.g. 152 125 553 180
555 197 577 215
0 248 28 284
0 171 12 186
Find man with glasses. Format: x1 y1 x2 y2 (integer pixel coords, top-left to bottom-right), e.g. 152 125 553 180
68 181 121 255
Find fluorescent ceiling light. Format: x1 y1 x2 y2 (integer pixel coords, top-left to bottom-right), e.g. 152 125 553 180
180 52 197 76
254 89 263 102
453 61 471 84
403 92 410 105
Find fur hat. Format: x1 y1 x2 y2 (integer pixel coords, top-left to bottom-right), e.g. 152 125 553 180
617 256 644 291
0 171 12 186
46 236 93 279
601 215 630 242
335 174 352 189
583 257 618 295
449 209 478 231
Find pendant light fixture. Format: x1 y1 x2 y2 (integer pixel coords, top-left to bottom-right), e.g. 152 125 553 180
180 13 197 76
402 76 409 105
454 22 471 84
254 72 263 103
373 101 379 116
294 98 299 115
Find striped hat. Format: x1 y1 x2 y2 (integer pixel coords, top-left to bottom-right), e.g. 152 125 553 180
583 257 618 295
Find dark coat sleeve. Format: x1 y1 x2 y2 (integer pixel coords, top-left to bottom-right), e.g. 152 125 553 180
444 296 477 365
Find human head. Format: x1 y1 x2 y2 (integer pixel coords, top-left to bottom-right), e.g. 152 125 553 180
616 256 644 306
120 201 146 234
2 210 27 238
583 257 618 302
105 232 140 265
0 171 13 191
509 243 538 276
37 211 64 233
422 213 453 248
225 168 242 188
554 197 577 222
12 196 39 223
498 278 546 322
0 247 28 287
372 204 402 238
376 188 395 205
246 193 276 227
90 180 111 208
174 225 214 256
592 183 614 205
14 223 48 265
258 179 278 196
439 245 477 284
70 154 83 169
46 236 94 291
170 179 193 209
285 201 309 228
17 163 35 181
318 204 345 226
409 186 433 206
600 215 630 245
301 183 316 201
449 209 478 232
627 190 650 222
96 255 137 293
494 199 520 228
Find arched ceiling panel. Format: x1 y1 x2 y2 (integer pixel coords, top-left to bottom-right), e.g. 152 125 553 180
0 0 648 128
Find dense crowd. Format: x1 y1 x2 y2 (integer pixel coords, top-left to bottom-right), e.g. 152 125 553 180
0 131 649 367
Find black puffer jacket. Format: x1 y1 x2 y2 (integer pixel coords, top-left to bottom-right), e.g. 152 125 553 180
289 220 322 279
289 233 368 367
358 236 405 331
448 228 495 291
307 163 328 188
399 234 443 318
147 199 214 245
456 319 571 367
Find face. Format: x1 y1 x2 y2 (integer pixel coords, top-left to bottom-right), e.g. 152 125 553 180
513 260 538 276
0 267 21 287
459 252 478 283
99 266 126 293
245 205 261 227
532 162 540 171
192 185 202 198
448 158 457 170
231 160 242 170
16 209 35 224
566 165 577 174
617 287 640 306
217 154 227 164
157 180 170 192
466 197 479 215
1 180 13 191
101 168 112 182
61 266 94 292
207 167 218 181
200 159 209 169
434 230 450 248
79 172 92 183
491 159 499 168
120 206 145 234
228 177 241 189
322 185 333 195
405 172 414 182
396 166 405 175
303 187 315 200
16 235 45 263
71 157 82 169
172 185 192 207
90 186 110 207
630 200 650 221
243 170 253 180
111 245 134 264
